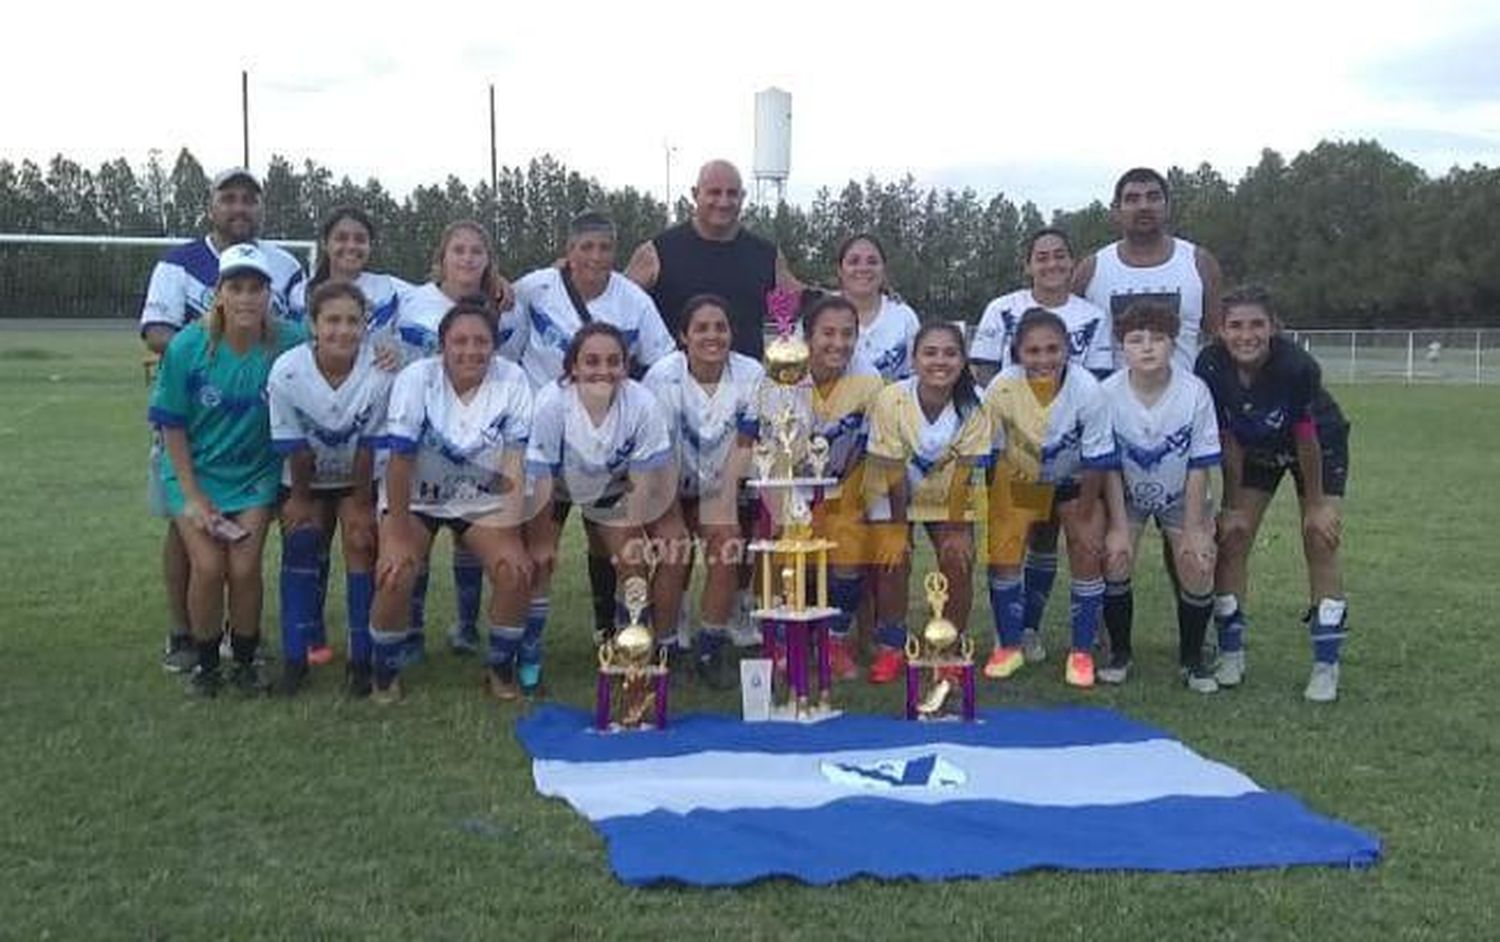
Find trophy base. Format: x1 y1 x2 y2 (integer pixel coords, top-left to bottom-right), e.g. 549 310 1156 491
746 477 838 490
767 702 843 724
592 721 664 734
750 605 841 622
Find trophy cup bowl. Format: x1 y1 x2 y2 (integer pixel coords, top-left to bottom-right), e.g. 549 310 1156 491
613 624 655 666
922 616 959 657
764 333 810 386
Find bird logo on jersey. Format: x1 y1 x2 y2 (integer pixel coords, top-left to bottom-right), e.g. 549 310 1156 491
1119 424 1193 471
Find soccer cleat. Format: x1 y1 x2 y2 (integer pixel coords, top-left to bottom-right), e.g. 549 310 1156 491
370 675 404 706
828 636 860 682
306 644 334 667
1181 663 1220 694
228 661 270 697
345 662 372 699
1214 650 1246 688
868 647 905 684
447 624 479 656
161 639 197 674
1096 653 1132 685
278 661 309 697
1020 629 1047 664
1065 651 1096 688
485 663 521 702
983 646 1025 680
185 666 222 699
1304 662 1340 703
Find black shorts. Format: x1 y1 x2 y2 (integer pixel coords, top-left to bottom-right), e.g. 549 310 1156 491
1241 423 1350 498
277 486 356 507
412 512 472 537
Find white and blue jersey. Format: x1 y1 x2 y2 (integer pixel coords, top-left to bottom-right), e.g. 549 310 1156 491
139 237 304 333
1102 368 1220 527
526 380 674 509
288 271 408 335
516 267 676 388
643 351 764 499
853 296 922 382
268 342 393 490
393 282 528 365
380 357 533 519
970 289 1113 375
983 364 1115 485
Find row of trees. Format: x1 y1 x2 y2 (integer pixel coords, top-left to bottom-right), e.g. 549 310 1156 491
2 141 1498 326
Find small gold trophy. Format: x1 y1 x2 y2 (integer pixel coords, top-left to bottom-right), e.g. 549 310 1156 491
594 576 670 730
904 573 977 721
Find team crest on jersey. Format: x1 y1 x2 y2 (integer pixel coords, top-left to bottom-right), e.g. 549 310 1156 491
199 384 222 408
819 753 967 790
1069 321 1100 357
1120 424 1193 471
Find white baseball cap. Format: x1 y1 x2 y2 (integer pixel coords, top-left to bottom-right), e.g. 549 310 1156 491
211 166 262 194
218 242 273 282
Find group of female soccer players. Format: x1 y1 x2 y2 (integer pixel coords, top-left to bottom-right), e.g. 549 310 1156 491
150 209 1349 705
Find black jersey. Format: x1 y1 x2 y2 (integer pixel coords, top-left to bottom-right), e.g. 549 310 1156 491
1194 337 1346 453
651 222 777 360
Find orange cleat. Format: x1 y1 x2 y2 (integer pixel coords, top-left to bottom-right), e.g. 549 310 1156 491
868 647 905 684
828 636 860 681
306 644 334 667
1065 651 1096 688
983 646 1025 680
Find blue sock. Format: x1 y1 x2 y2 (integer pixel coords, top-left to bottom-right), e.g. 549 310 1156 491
876 621 907 651
988 573 1024 647
370 628 407 687
309 540 331 647
521 598 549 668
346 571 373 668
1069 578 1104 652
278 527 324 666
453 550 483 635
486 624 524 669
1214 594 1247 654
829 573 863 638
696 623 728 659
1022 550 1059 634
1310 598 1348 665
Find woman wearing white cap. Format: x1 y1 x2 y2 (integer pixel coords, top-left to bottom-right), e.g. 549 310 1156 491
148 243 306 697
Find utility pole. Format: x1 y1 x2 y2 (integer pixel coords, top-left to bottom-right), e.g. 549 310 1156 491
489 83 499 241
241 70 250 167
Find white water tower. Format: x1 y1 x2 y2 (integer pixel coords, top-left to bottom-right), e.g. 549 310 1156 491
753 87 792 205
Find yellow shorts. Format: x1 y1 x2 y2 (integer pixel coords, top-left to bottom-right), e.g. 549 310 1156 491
985 472 1056 568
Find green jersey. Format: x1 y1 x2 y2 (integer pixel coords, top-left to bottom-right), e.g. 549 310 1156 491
148 319 305 515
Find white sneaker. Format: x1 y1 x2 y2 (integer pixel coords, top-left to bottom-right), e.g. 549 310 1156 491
1182 664 1220 694
1021 629 1047 663
1304 662 1339 703
727 593 763 648
1214 650 1246 687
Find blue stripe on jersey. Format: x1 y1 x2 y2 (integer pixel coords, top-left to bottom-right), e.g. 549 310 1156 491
272 437 309 455
369 294 399 330
530 304 572 352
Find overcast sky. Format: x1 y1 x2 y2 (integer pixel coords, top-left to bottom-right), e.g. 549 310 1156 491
5 0 1498 215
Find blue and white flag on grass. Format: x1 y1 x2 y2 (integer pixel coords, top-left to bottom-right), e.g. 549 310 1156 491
517 705 1380 887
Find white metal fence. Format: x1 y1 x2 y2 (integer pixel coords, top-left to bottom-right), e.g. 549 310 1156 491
1287 329 1500 385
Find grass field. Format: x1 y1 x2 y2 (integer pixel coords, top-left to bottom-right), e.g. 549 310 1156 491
2 327 1496 939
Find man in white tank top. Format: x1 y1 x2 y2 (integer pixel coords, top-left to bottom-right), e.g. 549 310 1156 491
1074 168 1224 373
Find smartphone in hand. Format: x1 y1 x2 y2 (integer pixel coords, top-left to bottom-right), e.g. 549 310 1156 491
209 516 249 543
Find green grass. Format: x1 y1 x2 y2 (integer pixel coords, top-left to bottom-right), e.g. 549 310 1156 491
2 328 1495 939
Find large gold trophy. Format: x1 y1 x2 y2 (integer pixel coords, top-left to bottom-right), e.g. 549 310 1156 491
746 288 841 721
594 576 671 730
904 573 977 721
